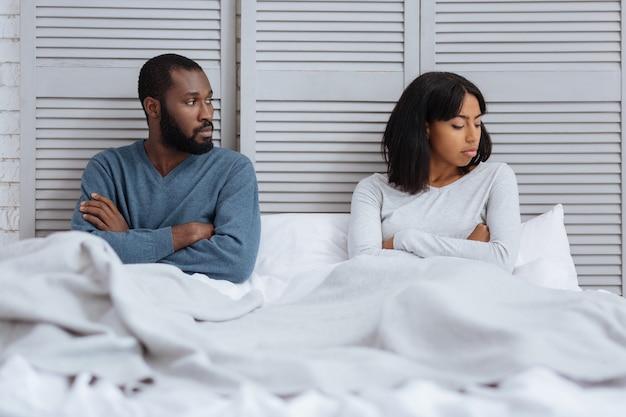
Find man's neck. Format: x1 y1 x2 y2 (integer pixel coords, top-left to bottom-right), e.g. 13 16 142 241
143 139 189 177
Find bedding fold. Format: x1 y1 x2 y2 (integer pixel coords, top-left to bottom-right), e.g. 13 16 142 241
1 231 626 396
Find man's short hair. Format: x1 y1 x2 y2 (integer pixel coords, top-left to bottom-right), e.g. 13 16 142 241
138 53 203 106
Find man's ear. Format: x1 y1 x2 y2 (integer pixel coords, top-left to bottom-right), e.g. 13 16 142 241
143 97 161 119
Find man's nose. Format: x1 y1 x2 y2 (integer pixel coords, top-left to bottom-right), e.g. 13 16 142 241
199 101 214 121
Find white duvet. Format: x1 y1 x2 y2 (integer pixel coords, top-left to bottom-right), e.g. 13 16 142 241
1 228 626 417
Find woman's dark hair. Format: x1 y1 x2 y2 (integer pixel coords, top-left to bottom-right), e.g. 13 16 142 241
137 53 203 121
382 71 492 194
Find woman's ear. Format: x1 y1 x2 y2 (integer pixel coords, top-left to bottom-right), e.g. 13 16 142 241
143 97 160 119
425 124 430 139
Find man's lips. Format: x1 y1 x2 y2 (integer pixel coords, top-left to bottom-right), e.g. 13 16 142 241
196 125 213 139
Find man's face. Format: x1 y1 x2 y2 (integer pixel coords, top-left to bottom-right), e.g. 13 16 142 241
159 69 214 155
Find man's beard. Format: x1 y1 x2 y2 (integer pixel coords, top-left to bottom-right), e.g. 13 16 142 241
159 106 214 155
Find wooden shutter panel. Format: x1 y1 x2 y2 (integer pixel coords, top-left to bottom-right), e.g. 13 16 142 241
426 0 622 293
27 0 230 236
242 0 408 213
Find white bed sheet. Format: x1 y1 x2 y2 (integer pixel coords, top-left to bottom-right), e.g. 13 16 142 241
1 350 625 417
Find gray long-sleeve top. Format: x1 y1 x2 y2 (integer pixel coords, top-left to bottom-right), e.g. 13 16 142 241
348 162 521 272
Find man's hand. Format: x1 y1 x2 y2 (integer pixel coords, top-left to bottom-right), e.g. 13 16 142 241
467 223 490 242
172 222 215 251
79 193 129 232
382 236 394 249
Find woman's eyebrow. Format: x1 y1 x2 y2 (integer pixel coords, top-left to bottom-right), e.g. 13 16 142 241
455 113 484 120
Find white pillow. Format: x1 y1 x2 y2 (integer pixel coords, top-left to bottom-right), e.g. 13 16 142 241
254 213 350 279
513 204 580 291
253 205 580 291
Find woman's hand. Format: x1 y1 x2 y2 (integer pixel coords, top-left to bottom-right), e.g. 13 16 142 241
467 224 490 242
382 236 394 249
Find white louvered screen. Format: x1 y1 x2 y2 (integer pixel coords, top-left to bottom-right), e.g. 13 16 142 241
31 0 225 236
255 100 392 212
427 0 622 293
249 0 406 213
433 0 620 72
256 1 405 72
24 0 624 293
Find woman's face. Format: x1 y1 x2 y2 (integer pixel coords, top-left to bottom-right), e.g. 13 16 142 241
427 93 482 170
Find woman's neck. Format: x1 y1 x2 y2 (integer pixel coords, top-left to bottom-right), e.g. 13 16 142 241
429 170 464 188
428 164 475 188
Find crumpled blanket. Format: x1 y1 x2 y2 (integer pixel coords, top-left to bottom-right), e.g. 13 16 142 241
1 231 626 396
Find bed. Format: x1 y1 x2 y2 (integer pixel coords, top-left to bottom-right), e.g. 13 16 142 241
1 204 625 417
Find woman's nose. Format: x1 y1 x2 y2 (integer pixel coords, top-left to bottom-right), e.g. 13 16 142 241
467 124 480 142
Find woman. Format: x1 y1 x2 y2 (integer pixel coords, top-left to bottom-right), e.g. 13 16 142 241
348 72 520 272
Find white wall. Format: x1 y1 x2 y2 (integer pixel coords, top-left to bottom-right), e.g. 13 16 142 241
0 0 19 245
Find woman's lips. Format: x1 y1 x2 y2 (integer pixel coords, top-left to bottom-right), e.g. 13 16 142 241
462 149 477 158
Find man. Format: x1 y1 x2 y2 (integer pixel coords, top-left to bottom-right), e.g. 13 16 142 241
71 53 260 283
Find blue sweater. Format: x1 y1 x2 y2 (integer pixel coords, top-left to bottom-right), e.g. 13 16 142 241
71 140 261 283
